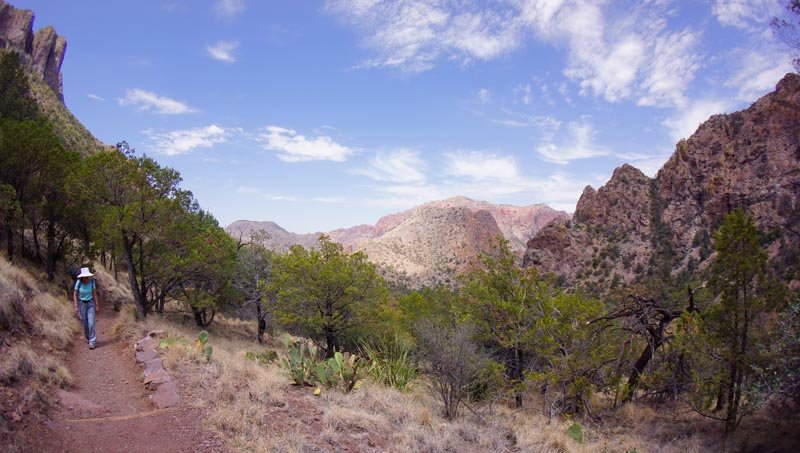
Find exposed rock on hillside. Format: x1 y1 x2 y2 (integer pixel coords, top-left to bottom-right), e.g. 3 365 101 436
226 220 321 252
360 205 504 286
229 196 567 287
0 0 104 154
524 73 800 293
0 0 66 100
526 164 654 290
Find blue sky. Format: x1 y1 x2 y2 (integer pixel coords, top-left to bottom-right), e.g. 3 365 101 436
15 0 795 233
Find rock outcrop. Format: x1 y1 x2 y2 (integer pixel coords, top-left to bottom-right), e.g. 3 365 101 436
524 73 800 293
0 0 66 100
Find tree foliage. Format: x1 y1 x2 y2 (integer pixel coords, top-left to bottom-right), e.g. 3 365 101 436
689 210 785 433
270 235 387 357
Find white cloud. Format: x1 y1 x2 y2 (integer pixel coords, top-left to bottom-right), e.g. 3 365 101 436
492 113 562 136
328 1 701 107
117 89 198 115
326 0 518 72
87 93 105 102
517 83 532 105
712 0 782 30
536 119 609 164
477 88 491 104
215 0 246 18
206 40 240 63
364 170 595 214
356 149 427 183
726 49 793 101
236 186 345 204
261 126 355 162
662 99 734 143
147 125 228 156
636 29 701 107
444 151 518 180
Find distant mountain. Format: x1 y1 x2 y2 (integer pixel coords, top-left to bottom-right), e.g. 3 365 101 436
227 196 567 286
524 73 800 294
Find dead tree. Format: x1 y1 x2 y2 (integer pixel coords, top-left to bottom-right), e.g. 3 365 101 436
592 285 702 404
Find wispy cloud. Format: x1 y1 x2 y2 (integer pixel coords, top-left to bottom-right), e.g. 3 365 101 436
355 149 427 183
260 126 356 162
206 40 240 63
712 0 782 30
662 99 734 143
477 88 491 104
146 125 230 156
326 0 518 72
536 119 609 164
117 88 198 115
364 170 595 213
236 186 345 204
444 151 518 180
327 1 701 107
215 0 246 18
725 48 793 101
491 113 561 137
87 93 105 102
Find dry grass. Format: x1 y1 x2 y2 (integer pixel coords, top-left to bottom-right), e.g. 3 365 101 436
110 304 788 453
0 255 79 450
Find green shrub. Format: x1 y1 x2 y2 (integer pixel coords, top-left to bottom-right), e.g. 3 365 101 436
566 422 583 443
195 330 213 361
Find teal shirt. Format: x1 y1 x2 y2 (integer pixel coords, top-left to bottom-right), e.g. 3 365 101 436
74 279 96 301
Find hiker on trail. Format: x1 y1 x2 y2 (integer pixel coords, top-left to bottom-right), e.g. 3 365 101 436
73 267 100 350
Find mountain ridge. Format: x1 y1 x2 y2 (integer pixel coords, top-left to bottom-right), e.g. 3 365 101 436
227 196 568 286
524 73 800 293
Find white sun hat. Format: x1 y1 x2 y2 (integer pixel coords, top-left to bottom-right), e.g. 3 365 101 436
77 267 94 278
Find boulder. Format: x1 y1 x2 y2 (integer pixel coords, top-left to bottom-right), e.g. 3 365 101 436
135 348 158 363
149 381 180 409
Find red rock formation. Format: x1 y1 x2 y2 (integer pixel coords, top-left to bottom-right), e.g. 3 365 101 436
524 73 800 293
0 0 67 100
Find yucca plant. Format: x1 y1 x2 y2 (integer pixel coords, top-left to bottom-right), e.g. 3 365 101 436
362 337 419 392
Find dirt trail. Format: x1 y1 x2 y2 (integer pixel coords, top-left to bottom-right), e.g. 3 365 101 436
28 309 228 453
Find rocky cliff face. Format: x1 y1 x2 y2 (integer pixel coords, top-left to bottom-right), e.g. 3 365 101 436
524 73 800 293
0 0 66 101
526 164 655 290
229 196 567 287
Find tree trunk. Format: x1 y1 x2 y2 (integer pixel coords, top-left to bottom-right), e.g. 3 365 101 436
513 347 523 408
256 300 266 344
122 233 147 318
192 306 215 327
45 220 56 281
715 381 727 412
5 223 13 260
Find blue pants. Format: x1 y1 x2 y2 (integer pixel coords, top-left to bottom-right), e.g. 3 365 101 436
78 299 96 346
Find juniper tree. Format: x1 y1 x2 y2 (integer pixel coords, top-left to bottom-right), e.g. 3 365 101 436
269 235 387 357
694 210 784 434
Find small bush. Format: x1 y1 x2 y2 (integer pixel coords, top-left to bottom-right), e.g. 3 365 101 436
566 422 583 443
414 320 486 420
